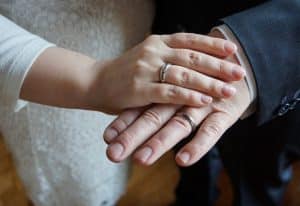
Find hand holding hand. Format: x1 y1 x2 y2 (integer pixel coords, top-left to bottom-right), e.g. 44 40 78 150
104 54 251 166
86 33 245 114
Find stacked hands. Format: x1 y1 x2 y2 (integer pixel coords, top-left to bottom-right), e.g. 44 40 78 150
100 30 251 167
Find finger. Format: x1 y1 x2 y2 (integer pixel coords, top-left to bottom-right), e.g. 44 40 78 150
162 64 237 98
104 107 147 143
161 33 237 57
134 106 211 165
165 49 245 81
147 83 213 107
106 104 180 162
175 112 234 167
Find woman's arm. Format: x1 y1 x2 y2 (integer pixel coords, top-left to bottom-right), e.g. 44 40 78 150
1 15 246 114
221 0 300 125
0 15 54 111
21 33 247 114
20 47 97 110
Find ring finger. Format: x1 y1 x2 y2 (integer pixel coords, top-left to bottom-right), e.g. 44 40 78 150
159 64 237 98
133 106 211 165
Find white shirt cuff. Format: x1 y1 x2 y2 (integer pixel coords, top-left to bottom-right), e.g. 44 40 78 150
211 24 257 119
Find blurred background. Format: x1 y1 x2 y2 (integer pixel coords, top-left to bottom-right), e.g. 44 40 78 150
1 133 300 206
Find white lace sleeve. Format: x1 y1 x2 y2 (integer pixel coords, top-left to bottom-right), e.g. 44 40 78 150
0 15 55 112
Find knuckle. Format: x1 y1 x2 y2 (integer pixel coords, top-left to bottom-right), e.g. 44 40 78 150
208 79 222 94
145 34 160 43
141 35 163 55
142 109 163 128
179 70 191 86
113 119 128 132
172 116 192 133
173 49 185 59
170 33 184 42
183 33 198 45
118 131 135 149
133 60 147 77
156 86 167 98
139 45 154 58
150 137 167 151
133 59 144 71
167 85 183 99
201 122 222 137
188 51 202 67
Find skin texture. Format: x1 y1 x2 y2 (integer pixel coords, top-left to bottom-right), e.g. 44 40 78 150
20 33 245 114
104 30 251 167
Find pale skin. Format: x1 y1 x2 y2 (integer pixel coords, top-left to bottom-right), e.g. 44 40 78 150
20 33 245 115
104 30 251 167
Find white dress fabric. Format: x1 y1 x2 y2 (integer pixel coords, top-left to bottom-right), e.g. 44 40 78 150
0 1 154 206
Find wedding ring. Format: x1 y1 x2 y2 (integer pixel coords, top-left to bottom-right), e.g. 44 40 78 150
177 112 197 133
159 63 171 83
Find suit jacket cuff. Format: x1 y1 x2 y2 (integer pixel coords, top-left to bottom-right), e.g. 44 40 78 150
211 25 257 119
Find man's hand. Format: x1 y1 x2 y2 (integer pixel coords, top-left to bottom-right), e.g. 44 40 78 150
103 55 250 167
103 31 251 166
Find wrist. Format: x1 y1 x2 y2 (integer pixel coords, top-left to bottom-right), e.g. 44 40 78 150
80 59 112 113
72 58 98 110
211 25 257 118
21 47 100 110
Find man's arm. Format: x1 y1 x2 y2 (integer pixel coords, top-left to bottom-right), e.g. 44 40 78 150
221 0 300 125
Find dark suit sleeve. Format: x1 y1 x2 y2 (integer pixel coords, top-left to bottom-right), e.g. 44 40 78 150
221 0 300 125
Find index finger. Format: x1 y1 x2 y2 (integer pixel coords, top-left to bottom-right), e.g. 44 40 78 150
104 107 146 143
106 104 180 162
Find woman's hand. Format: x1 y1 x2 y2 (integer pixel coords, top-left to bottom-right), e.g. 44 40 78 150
86 33 245 114
21 33 244 115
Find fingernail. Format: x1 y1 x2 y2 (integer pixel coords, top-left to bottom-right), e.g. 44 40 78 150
232 67 246 79
222 85 236 97
201 95 213 104
104 128 118 142
135 147 153 162
224 42 237 53
108 143 124 159
178 152 190 164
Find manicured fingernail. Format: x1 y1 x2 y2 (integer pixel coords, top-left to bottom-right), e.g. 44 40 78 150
135 147 153 162
201 95 213 104
224 42 237 53
178 152 190 164
232 67 246 79
104 128 118 142
222 85 236 97
108 143 124 159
